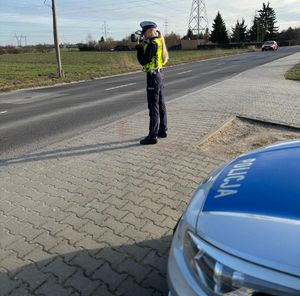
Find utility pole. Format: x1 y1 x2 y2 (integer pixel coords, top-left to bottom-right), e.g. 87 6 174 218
51 0 64 78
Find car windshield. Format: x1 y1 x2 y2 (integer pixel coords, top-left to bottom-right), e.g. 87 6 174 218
264 41 275 44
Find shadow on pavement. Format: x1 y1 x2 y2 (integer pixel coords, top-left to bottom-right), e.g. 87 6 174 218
1 235 172 296
0 138 141 167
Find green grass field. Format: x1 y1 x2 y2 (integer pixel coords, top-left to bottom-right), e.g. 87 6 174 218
0 49 248 91
285 64 300 81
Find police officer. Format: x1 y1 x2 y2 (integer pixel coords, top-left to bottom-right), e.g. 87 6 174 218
135 21 169 145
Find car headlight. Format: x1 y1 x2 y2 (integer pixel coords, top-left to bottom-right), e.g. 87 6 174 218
184 231 299 296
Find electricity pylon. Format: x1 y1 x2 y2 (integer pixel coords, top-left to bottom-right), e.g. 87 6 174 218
188 0 209 38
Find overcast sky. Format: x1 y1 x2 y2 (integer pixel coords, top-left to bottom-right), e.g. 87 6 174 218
0 0 299 45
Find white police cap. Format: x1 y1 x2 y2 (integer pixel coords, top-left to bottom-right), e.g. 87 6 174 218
140 21 158 35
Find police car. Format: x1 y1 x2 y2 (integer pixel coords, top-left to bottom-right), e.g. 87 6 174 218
168 140 300 296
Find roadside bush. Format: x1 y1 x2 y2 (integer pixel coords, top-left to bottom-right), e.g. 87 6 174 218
0 45 54 54
0 47 6 55
0 46 24 54
247 45 257 52
35 44 53 53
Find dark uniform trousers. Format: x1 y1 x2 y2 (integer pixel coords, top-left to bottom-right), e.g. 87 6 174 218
146 71 167 138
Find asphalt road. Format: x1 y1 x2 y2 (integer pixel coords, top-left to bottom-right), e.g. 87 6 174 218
0 46 299 159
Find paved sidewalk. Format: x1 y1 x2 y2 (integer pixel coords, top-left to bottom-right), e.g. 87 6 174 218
0 53 299 296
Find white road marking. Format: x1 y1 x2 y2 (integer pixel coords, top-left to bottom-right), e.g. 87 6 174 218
176 70 193 75
105 83 136 91
0 111 8 115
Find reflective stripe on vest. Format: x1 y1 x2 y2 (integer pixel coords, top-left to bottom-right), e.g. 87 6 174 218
143 37 164 72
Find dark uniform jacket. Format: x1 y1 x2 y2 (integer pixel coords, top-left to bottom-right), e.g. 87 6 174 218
135 38 158 66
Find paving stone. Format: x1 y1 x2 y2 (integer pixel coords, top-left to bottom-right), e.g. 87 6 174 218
65 270 100 296
0 229 19 249
7 286 32 296
90 285 115 296
116 258 151 283
78 221 108 239
65 204 91 218
15 264 50 291
35 276 73 296
121 213 147 231
0 253 31 277
75 235 106 251
119 243 151 263
82 210 110 226
42 257 76 283
96 229 130 247
86 199 111 213
56 226 87 245
41 220 68 236
0 273 20 295
116 276 153 296
70 251 104 276
32 232 63 252
102 217 129 235
141 269 168 295
92 262 127 291
23 246 55 269
48 239 79 260
94 247 128 268
5 238 38 258
141 221 169 237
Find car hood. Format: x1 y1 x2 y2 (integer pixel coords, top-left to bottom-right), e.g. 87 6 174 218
197 140 300 277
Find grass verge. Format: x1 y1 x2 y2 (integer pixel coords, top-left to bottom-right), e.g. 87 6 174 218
285 64 300 81
0 48 248 92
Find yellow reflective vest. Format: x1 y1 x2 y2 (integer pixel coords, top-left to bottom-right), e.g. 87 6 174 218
143 37 164 72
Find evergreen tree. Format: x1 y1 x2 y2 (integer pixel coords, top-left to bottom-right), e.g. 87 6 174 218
210 12 229 43
278 27 300 44
258 2 279 40
231 19 247 42
282 27 296 40
279 27 300 41
249 16 258 42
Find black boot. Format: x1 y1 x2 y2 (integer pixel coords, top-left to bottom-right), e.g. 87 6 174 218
158 130 167 138
140 136 158 145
